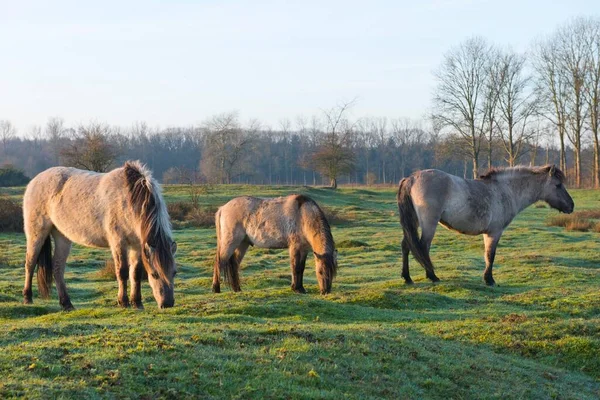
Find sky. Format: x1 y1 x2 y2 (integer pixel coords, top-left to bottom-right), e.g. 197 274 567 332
1 0 599 134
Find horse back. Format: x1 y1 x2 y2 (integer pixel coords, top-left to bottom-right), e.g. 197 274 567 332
24 166 136 248
409 170 495 235
219 195 313 249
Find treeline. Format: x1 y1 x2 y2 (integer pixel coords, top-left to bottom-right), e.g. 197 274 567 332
1 16 599 187
0 112 584 187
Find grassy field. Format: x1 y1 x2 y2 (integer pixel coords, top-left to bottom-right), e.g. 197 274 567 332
0 184 599 399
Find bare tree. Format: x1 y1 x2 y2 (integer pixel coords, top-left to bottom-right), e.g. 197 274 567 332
200 112 256 184
581 17 600 187
61 121 117 172
560 19 589 187
484 48 502 169
0 120 16 152
433 37 492 178
45 117 65 164
312 101 357 188
493 49 536 166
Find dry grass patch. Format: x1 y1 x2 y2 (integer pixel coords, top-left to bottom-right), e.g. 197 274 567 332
547 210 600 232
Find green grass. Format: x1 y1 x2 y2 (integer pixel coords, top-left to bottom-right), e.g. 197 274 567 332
0 185 599 399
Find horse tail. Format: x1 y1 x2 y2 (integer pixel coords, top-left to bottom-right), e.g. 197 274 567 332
214 208 241 291
36 236 53 298
397 177 436 277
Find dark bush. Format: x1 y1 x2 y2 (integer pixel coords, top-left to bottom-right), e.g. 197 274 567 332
0 166 29 187
0 197 23 232
168 201 216 229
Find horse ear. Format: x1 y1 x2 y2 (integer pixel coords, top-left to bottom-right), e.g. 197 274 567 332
171 241 178 255
549 165 557 177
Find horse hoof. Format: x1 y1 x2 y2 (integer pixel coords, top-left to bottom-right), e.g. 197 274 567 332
118 300 130 308
403 279 414 285
428 276 440 283
485 280 496 287
62 304 75 312
23 298 33 305
133 302 144 310
212 285 221 294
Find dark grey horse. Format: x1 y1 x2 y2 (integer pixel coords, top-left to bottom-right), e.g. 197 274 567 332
397 165 574 285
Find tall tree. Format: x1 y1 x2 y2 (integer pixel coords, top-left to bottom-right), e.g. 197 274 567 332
0 120 16 152
493 49 536 166
200 112 256 184
312 101 356 189
433 37 492 178
61 121 117 172
581 17 600 187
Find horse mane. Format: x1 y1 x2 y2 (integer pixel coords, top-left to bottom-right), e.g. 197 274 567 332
295 195 337 277
479 165 565 183
124 161 173 281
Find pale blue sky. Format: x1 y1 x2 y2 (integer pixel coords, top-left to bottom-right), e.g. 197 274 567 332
1 0 599 133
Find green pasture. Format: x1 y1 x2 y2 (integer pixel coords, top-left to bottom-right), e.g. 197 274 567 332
0 185 598 399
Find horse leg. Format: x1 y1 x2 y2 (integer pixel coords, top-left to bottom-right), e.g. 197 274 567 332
128 248 144 309
22 222 52 304
111 244 129 308
51 229 74 311
216 235 244 292
420 219 440 282
401 237 413 284
289 244 307 294
483 233 502 286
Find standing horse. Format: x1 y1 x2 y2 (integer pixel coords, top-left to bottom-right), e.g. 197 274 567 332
397 165 574 285
22 161 177 310
212 194 337 294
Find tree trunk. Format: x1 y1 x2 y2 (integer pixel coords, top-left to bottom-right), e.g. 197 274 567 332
472 155 479 179
330 177 337 189
594 136 600 188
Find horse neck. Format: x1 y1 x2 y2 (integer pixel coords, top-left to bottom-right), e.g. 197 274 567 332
502 174 544 212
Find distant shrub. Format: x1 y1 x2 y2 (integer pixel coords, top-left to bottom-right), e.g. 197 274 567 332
322 207 351 226
168 201 216 229
0 166 29 187
97 260 116 280
337 239 369 248
365 172 377 186
0 196 23 232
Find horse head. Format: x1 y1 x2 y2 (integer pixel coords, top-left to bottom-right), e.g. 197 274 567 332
541 165 574 214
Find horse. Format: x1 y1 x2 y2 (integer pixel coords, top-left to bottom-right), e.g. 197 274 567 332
212 194 337 294
22 161 178 310
397 164 574 285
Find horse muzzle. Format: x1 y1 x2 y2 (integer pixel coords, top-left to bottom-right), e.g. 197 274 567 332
159 298 174 309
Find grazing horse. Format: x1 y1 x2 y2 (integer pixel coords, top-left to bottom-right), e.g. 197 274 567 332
212 194 337 294
397 165 574 285
22 161 177 310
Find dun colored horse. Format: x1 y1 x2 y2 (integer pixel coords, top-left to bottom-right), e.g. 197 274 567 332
213 194 337 294
397 165 574 285
22 161 177 310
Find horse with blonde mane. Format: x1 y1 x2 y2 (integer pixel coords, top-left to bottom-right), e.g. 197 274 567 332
397 165 574 285
212 194 337 294
22 161 177 310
